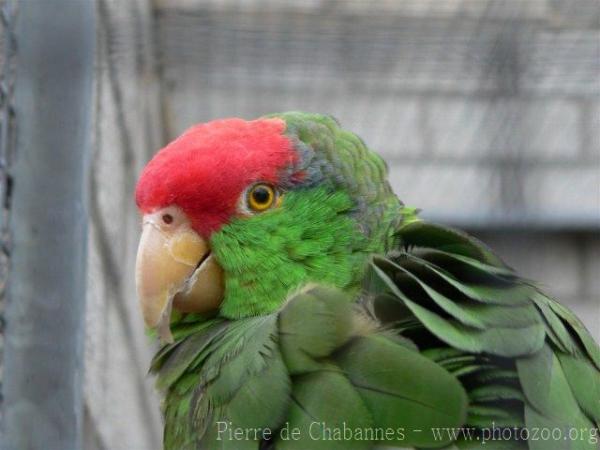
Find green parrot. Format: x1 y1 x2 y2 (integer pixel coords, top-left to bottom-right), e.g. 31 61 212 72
134 112 600 450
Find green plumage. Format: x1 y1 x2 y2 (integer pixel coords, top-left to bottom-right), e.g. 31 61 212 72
151 113 600 449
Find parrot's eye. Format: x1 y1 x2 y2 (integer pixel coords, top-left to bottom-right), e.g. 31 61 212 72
246 183 277 212
162 214 174 225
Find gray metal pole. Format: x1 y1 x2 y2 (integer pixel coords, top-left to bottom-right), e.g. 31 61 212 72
2 1 95 449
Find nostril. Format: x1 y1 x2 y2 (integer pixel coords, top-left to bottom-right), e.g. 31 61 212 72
162 214 174 225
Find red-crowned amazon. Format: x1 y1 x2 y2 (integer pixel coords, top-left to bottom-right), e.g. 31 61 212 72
134 112 600 450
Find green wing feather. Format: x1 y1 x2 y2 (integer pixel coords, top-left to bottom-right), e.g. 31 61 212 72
376 220 600 449
152 221 599 450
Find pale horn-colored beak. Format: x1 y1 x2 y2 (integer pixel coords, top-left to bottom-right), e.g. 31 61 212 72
135 207 224 343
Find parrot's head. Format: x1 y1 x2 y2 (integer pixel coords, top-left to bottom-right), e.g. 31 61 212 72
135 112 404 341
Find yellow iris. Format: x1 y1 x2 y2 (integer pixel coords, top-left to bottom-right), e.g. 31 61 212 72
247 183 277 212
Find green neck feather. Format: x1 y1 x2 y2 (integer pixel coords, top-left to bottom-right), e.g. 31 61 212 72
211 187 382 318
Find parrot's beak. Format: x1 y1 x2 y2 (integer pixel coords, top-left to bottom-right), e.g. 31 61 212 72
135 208 224 343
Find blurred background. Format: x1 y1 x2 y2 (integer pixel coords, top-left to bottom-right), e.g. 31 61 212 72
0 0 598 449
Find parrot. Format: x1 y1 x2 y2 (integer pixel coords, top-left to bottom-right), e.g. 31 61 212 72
134 112 600 450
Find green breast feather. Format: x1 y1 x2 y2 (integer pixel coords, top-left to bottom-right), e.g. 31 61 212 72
151 113 599 450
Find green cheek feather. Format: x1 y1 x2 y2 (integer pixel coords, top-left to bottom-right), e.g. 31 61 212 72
212 187 378 318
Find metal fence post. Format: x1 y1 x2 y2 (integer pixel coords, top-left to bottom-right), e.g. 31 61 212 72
1 1 95 449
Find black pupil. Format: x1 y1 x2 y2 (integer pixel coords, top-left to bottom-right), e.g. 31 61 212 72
252 187 271 204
